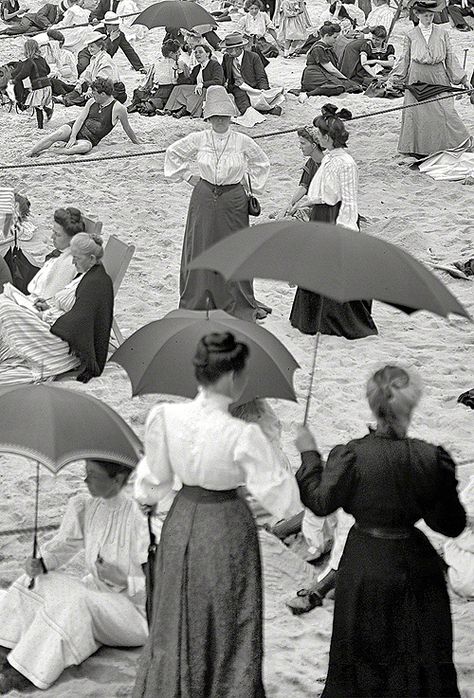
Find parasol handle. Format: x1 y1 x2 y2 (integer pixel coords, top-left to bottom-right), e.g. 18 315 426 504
463 48 469 71
28 462 48 590
303 299 324 426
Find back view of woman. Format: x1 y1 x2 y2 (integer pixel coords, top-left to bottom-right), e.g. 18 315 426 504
295 365 466 697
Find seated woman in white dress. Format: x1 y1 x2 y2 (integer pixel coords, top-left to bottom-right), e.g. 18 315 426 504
444 475 474 599
0 459 149 694
0 232 114 384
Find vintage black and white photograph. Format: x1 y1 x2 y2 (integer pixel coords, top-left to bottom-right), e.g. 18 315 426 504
0 0 472 693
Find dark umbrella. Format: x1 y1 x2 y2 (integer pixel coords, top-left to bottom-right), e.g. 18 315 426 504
0 384 142 587
109 308 299 404
133 1 216 30
188 221 471 420
405 82 466 102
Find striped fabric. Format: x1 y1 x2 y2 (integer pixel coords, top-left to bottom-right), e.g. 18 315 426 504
0 188 14 238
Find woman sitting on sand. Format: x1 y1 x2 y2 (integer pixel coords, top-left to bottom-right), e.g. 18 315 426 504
62 32 120 107
294 365 466 697
339 25 395 86
289 113 378 339
0 459 148 694
28 77 139 157
163 44 225 118
237 0 280 61
0 232 113 384
164 85 271 321
301 22 362 96
284 126 324 221
385 0 471 157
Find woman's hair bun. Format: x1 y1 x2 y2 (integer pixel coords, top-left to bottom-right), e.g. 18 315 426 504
90 232 104 246
321 103 338 116
193 332 249 385
203 332 237 354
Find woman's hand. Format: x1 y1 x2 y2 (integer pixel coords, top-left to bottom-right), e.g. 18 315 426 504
34 298 50 311
194 85 203 95
65 138 76 150
294 425 318 453
187 175 200 186
25 557 45 577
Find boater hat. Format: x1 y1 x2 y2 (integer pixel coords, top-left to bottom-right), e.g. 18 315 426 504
85 31 106 45
409 0 446 12
220 32 249 50
203 85 235 119
104 10 121 24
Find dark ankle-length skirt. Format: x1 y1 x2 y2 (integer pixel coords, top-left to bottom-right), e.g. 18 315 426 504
180 178 260 321
132 485 266 698
322 525 461 698
289 202 378 339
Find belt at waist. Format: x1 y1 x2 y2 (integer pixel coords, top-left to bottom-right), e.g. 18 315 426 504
354 523 413 540
200 179 242 193
180 484 238 503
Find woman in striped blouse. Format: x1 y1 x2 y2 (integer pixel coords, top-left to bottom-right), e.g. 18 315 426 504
288 113 378 339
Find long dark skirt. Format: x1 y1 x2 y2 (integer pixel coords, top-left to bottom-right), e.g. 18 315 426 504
180 178 260 321
323 526 461 697
289 203 378 339
133 486 266 698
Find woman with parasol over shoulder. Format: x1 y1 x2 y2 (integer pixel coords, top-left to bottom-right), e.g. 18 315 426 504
385 0 471 158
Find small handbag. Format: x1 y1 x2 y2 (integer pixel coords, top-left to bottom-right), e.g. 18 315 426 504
247 174 261 217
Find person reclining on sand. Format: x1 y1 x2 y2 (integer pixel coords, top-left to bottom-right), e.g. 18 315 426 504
0 459 148 693
0 232 113 384
0 0 71 35
28 77 138 157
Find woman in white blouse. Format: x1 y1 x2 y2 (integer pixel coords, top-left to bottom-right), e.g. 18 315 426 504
238 0 280 59
0 459 148 693
132 332 302 697
289 113 378 339
164 85 271 321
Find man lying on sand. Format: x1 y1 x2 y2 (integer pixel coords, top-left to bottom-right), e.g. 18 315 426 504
28 76 139 157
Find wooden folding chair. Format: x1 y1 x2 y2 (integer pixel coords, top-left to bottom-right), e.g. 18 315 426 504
102 235 135 348
83 217 103 236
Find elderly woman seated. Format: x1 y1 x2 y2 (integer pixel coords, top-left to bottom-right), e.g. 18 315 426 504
0 459 149 694
163 44 224 118
0 232 114 384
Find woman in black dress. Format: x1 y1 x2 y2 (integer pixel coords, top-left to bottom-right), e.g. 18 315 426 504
289 114 378 339
284 126 323 221
339 25 396 86
295 365 466 698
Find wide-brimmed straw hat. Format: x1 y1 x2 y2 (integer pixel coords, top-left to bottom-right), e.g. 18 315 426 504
409 0 446 12
203 85 235 119
85 31 106 46
104 10 121 24
220 32 249 50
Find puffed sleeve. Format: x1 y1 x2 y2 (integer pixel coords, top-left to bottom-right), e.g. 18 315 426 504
134 405 174 506
387 34 411 85
296 444 357 516
234 423 302 519
336 159 359 232
41 494 86 571
164 131 202 183
444 32 466 85
242 134 270 195
423 447 466 537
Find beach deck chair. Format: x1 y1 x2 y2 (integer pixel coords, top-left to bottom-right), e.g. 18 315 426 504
102 235 135 348
83 217 103 236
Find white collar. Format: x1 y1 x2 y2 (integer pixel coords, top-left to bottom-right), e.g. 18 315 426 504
199 59 209 70
196 386 233 410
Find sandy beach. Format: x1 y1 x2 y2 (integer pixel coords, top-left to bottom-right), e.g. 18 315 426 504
0 0 473 694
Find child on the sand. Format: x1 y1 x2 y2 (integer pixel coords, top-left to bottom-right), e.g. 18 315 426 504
11 39 53 128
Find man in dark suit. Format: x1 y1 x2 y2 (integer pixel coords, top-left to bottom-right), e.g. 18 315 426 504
221 32 282 115
77 10 145 74
0 0 67 35
90 0 120 23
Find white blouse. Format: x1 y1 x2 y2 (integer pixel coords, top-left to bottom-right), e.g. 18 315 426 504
153 56 180 86
238 11 275 36
134 389 303 520
41 273 82 325
41 492 149 608
27 248 76 300
307 149 359 231
164 129 270 194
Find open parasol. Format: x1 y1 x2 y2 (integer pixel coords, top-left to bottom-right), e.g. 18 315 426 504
133 1 216 30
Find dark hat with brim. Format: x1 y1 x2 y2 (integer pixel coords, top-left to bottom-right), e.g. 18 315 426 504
220 32 249 50
409 0 446 12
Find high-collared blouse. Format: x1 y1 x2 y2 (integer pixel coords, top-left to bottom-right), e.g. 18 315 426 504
134 388 302 520
238 10 275 37
307 148 359 231
164 128 270 194
389 25 466 84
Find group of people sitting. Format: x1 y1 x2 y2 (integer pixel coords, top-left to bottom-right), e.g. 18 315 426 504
0 194 115 383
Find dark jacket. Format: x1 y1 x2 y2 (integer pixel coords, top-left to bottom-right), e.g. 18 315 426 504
190 59 224 87
26 2 62 28
12 56 51 90
222 49 269 91
50 264 114 383
90 0 120 23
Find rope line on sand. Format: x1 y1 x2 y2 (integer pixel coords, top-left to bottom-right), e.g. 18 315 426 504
0 87 473 170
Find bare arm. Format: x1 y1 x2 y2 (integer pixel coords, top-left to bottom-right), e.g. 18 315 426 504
359 51 378 78
69 99 93 144
321 61 348 80
116 103 139 144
